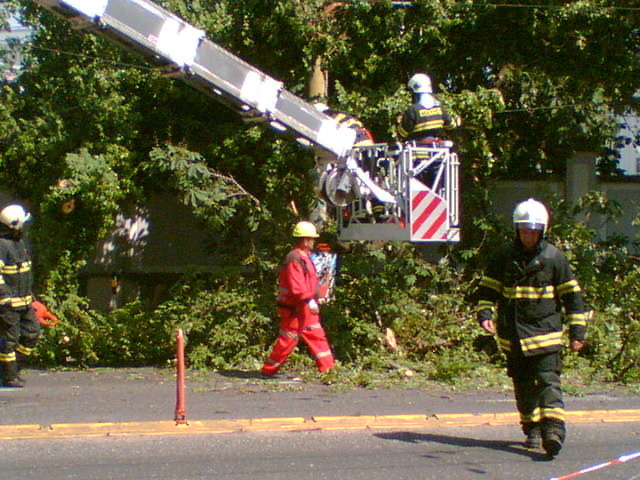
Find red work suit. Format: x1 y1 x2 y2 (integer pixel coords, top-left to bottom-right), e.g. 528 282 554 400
261 248 335 375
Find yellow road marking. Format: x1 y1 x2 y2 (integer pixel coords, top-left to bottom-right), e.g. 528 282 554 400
0 409 638 440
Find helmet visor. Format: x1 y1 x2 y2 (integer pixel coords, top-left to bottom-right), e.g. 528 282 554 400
516 222 545 232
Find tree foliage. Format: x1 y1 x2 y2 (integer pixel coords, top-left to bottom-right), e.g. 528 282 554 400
0 0 639 381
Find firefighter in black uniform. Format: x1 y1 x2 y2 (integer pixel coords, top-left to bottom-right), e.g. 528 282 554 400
314 103 375 147
396 73 458 191
474 198 587 457
396 72 457 143
0 204 40 388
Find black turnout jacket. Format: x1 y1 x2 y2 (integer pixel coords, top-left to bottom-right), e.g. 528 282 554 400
475 239 587 356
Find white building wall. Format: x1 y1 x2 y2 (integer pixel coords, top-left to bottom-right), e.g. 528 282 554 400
617 114 640 175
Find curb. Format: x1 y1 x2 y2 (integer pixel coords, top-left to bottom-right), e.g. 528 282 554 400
1 409 639 440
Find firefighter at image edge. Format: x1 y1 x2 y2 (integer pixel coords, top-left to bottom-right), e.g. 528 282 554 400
0 204 41 388
261 221 335 377
473 198 587 458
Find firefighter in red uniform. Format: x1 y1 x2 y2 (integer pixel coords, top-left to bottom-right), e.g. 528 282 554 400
261 221 335 376
474 199 587 458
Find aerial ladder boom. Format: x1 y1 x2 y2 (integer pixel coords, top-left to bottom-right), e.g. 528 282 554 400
31 0 459 242
33 0 356 158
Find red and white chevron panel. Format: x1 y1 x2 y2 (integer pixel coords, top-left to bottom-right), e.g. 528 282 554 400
410 187 448 241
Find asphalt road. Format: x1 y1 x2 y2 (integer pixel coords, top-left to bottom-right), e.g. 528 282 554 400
1 367 639 479
2 422 640 480
3 367 640 420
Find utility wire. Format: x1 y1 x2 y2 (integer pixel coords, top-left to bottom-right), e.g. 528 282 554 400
389 2 640 11
479 3 640 11
501 103 606 113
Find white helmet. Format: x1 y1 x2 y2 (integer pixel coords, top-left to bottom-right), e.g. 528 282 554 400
513 198 549 233
407 73 432 94
0 204 31 231
313 102 330 113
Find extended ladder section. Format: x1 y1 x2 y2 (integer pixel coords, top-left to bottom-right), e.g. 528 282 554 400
32 0 356 158
32 0 460 243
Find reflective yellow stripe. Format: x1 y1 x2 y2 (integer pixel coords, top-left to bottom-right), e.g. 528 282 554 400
504 285 555 299
333 113 348 122
0 261 32 274
557 279 581 296
567 312 587 326
9 295 33 308
498 337 512 352
415 120 445 132
475 300 496 313
16 344 34 356
413 149 436 159
314 350 333 360
479 276 503 293
520 407 541 423
520 331 563 352
541 407 565 421
0 352 17 362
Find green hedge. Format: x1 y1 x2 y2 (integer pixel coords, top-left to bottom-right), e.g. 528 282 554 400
34 194 640 385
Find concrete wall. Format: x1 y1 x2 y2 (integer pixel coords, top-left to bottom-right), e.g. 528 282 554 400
487 180 563 224
487 153 640 249
83 194 219 310
599 182 640 246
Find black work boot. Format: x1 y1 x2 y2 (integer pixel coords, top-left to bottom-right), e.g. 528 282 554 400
543 432 562 457
1 362 25 388
541 419 566 457
16 351 28 383
523 423 542 449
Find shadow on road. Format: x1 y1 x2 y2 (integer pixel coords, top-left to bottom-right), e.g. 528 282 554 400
375 431 552 462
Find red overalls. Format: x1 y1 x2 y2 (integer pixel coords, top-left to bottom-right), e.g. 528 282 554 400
261 248 335 375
